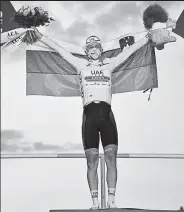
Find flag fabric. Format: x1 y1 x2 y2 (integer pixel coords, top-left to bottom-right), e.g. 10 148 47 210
26 32 158 97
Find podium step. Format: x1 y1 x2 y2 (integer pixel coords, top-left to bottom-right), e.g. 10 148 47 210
50 208 179 212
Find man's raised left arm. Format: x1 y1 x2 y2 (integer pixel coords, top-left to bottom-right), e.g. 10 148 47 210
109 35 149 71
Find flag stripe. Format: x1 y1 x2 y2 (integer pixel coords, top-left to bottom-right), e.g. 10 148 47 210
26 73 80 97
27 50 81 75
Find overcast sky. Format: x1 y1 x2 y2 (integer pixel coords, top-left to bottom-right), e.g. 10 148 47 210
1 1 184 212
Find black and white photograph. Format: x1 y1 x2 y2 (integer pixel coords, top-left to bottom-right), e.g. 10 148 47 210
1 1 184 212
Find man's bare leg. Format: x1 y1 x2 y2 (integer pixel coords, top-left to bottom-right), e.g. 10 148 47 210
104 144 118 207
85 148 99 209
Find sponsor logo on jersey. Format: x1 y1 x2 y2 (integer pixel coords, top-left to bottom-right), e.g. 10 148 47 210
84 70 110 82
85 76 110 82
91 70 104 76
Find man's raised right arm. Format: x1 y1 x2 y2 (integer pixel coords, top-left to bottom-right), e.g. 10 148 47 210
31 27 82 70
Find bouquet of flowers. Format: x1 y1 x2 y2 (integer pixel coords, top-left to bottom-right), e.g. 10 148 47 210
11 5 55 44
143 4 168 30
143 4 176 50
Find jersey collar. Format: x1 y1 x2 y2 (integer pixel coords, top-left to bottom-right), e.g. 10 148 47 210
87 59 103 66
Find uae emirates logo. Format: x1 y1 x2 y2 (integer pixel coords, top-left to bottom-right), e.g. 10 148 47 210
91 70 104 77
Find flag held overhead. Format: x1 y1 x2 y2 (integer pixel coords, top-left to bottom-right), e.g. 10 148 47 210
26 32 158 98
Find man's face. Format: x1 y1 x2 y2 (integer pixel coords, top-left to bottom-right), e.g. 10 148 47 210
86 42 102 60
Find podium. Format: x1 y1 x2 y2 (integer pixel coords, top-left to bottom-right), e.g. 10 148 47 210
50 208 179 212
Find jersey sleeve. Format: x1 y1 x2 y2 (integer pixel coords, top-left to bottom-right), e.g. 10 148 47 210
109 36 149 72
40 36 85 72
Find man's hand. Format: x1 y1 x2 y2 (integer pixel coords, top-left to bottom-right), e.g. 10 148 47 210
31 27 43 39
148 28 176 50
23 27 43 45
166 18 176 29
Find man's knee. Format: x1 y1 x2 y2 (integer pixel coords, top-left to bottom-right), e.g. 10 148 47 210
104 144 117 166
85 148 99 170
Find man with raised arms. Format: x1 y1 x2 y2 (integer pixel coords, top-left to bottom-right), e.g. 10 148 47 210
30 27 173 209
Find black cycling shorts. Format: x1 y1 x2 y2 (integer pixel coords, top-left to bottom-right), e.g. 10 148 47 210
82 101 118 150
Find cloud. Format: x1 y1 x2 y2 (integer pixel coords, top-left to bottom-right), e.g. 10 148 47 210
64 20 94 45
91 1 146 41
1 129 24 141
41 19 65 40
60 1 110 12
66 20 90 37
1 130 24 152
80 1 111 12
33 141 82 151
94 2 141 29
1 130 82 153
2 140 83 153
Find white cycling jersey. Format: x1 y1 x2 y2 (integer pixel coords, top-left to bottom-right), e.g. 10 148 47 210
78 59 113 106
40 35 149 106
